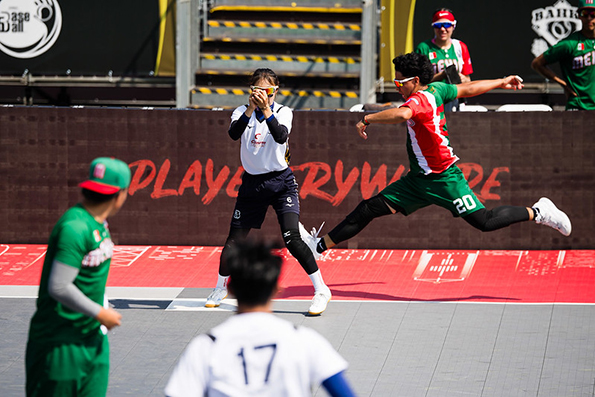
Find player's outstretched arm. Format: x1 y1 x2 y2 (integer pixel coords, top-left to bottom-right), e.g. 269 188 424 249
531 54 578 98
322 371 357 397
456 76 524 98
356 106 413 140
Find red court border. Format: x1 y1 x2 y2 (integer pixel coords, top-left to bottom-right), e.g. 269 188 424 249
1 245 594 303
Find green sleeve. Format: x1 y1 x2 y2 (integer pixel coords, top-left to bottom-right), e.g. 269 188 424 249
543 39 572 64
54 220 89 269
430 82 458 104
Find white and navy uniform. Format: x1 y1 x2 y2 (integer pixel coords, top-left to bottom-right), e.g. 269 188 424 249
229 102 300 229
164 312 349 397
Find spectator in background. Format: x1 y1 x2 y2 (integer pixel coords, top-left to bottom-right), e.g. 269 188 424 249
415 8 473 112
531 0 595 110
166 240 356 397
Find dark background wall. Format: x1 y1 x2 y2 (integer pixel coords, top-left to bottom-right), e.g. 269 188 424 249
0 107 592 249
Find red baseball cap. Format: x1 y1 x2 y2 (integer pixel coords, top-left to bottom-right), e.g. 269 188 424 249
432 10 456 23
79 157 131 194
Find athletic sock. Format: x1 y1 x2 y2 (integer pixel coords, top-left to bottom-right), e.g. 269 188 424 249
216 274 229 289
308 270 329 293
532 207 540 221
316 238 327 254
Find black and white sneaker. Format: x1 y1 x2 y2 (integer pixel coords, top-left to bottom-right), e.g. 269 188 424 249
299 222 325 260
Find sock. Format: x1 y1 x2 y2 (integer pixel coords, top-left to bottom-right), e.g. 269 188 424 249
308 270 329 293
216 274 229 289
532 207 540 221
316 238 327 254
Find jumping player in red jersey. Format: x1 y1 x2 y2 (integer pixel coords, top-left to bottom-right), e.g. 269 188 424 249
301 52 571 258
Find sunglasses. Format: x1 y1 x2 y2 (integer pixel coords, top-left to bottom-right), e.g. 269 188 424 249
394 76 416 88
579 9 595 18
432 22 455 29
250 85 278 96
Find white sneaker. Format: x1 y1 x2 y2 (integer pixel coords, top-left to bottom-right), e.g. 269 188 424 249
299 221 325 260
533 197 572 236
308 288 332 316
205 287 228 308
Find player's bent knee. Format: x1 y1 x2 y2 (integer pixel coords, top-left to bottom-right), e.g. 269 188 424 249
282 229 302 249
346 196 392 228
463 208 491 232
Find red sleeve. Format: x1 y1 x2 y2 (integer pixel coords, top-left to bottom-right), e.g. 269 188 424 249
400 94 423 117
460 41 473 76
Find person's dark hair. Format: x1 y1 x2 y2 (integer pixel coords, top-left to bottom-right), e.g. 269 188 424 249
392 53 434 86
81 188 118 204
249 68 279 87
225 240 283 306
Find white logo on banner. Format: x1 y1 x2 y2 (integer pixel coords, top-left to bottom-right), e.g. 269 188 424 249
0 0 62 59
531 0 581 56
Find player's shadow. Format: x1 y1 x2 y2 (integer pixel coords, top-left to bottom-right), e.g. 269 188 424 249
278 283 519 302
110 299 171 309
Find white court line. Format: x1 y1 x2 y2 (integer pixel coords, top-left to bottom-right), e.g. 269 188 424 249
2 287 595 307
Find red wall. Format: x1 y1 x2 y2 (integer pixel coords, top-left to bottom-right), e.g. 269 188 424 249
1 107 592 249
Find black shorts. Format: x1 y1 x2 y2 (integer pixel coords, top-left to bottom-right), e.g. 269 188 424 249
230 168 300 229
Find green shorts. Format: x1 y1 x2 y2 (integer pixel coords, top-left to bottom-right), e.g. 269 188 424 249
26 334 109 397
380 165 484 217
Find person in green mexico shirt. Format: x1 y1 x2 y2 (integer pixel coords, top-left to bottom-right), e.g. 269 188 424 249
532 0 595 110
26 157 131 397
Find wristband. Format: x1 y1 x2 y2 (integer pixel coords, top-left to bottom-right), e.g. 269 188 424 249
362 116 370 126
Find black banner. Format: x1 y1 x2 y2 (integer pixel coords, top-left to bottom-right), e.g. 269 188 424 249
0 0 161 76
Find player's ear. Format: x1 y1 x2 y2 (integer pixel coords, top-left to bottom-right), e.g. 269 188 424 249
272 282 281 298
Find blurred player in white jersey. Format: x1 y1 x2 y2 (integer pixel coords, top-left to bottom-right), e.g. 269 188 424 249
166 240 356 397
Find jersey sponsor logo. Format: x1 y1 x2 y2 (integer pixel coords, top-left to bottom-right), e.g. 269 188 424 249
0 0 62 59
573 50 595 69
82 238 114 267
530 0 581 57
250 139 266 147
433 58 461 74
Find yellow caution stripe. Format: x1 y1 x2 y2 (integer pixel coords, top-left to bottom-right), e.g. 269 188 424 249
210 6 361 14
203 37 360 45
202 54 360 64
200 69 359 79
192 87 359 98
208 20 360 31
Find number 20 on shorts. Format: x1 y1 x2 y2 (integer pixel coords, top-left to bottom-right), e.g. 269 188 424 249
453 194 477 214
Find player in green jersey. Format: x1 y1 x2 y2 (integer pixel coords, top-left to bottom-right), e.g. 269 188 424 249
26 157 131 397
532 0 595 110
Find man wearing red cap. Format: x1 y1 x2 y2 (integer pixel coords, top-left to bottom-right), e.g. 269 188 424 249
416 8 473 112
26 157 131 397
532 0 595 110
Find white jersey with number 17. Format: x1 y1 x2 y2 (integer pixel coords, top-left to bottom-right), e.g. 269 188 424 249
165 312 348 397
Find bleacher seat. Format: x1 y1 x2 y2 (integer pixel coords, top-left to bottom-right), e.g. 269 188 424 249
495 104 553 112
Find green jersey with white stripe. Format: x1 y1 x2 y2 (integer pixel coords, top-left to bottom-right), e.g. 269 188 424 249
28 204 114 344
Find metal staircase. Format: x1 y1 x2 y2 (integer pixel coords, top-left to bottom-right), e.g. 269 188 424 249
191 0 365 109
